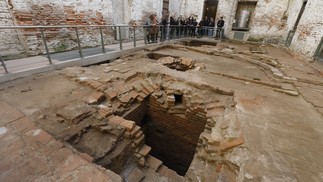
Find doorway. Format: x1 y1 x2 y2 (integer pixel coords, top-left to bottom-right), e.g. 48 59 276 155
202 0 218 20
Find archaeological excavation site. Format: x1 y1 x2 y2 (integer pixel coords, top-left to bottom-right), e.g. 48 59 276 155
1 38 323 182
1 0 323 182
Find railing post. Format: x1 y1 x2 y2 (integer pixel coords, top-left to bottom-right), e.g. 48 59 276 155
40 29 52 64
118 26 123 50
0 55 8 74
75 27 83 58
100 27 106 53
160 25 165 42
167 24 170 41
133 26 136 47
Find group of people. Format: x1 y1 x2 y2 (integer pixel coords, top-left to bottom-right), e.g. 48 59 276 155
144 14 225 44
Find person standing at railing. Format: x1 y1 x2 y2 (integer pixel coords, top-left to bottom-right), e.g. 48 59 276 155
208 18 215 38
169 16 177 40
144 19 151 44
148 14 158 43
197 19 203 38
160 15 168 42
203 16 210 36
216 16 225 39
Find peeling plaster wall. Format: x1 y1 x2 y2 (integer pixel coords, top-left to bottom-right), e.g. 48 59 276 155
249 0 289 40
168 0 204 20
289 0 323 57
130 0 163 23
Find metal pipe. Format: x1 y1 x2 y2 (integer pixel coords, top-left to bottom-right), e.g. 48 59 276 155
100 27 106 53
0 55 8 74
75 27 83 58
118 26 123 50
133 26 136 47
40 29 52 64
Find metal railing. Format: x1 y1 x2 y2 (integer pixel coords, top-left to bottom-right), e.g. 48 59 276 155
0 24 218 73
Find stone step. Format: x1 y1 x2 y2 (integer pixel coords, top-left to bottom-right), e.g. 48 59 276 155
134 130 143 139
157 165 168 176
133 134 145 147
129 125 141 137
145 155 163 172
126 167 145 182
164 168 185 182
138 144 151 157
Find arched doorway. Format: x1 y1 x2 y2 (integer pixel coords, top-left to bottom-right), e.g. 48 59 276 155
202 0 218 20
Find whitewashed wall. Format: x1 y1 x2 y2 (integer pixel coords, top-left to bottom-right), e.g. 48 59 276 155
290 0 323 57
130 0 163 23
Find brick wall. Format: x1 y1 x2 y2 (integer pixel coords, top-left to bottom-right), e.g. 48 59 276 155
1 0 116 57
124 100 148 126
142 96 207 175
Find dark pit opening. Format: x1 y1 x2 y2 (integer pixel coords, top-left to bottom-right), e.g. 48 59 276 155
180 39 218 47
146 53 179 60
174 94 183 106
128 96 207 176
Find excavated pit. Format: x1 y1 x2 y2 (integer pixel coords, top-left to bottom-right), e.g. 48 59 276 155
127 96 207 176
179 39 218 47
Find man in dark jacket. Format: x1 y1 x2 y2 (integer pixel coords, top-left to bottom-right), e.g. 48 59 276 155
216 16 225 39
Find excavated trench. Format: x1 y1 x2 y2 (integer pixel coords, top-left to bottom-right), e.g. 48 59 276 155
43 42 240 180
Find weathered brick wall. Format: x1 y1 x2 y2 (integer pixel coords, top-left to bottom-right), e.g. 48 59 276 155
1 0 116 56
143 96 207 175
289 0 323 57
124 100 148 126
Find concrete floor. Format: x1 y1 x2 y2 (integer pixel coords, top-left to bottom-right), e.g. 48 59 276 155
0 39 323 181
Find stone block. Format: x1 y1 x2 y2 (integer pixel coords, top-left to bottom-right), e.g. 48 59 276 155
126 167 145 182
118 94 132 104
220 136 244 153
138 144 151 157
146 155 162 172
24 129 55 150
9 117 36 133
128 90 139 99
105 90 118 100
141 81 155 94
108 115 124 126
179 57 194 68
98 105 114 118
129 125 141 137
157 56 175 65
104 170 123 182
157 165 168 176
86 91 106 105
119 120 135 131
84 79 102 89
56 102 92 124
0 101 24 125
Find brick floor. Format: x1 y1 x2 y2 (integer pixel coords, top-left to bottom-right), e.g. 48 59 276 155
0 101 119 182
